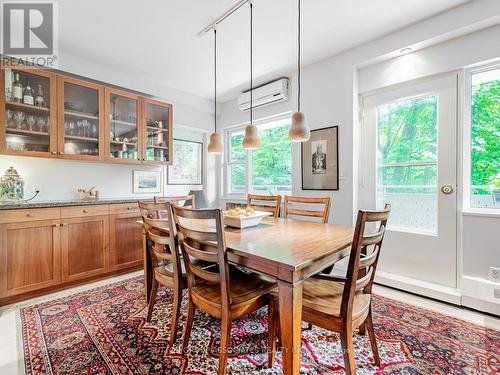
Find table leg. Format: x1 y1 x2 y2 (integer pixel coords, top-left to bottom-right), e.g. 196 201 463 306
278 280 303 375
142 229 153 304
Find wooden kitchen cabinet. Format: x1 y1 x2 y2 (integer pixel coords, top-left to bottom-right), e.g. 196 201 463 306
1 65 173 165
0 219 61 297
60 214 109 282
109 204 143 271
0 66 58 158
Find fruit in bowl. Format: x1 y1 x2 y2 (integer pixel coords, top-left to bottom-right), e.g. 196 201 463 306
226 207 255 217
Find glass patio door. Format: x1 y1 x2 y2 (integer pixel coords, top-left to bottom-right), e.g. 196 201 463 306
361 74 457 289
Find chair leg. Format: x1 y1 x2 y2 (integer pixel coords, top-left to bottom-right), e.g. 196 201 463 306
218 317 232 375
365 309 380 367
181 298 195 353
340 326 356 375
146 279 158 322
358 322 366 336
267 300 277 368
169 285 183 347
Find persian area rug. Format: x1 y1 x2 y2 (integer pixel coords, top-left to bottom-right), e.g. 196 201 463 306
20 276 499 374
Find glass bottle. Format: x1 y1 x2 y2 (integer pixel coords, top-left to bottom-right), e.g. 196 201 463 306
35 84 45 107
23 81 34 105
12 72 23 103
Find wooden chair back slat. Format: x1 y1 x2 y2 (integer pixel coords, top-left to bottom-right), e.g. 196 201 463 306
247 194 282 218
355 267 373 290
188 263 221 283
170 205 232 306
283 195 331 223
340 204 391 318
358 248 379 269
139 201 169 221
155 194 195 209
183 241 219 263
361 229 385 246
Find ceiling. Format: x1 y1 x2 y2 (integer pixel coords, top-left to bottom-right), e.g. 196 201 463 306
59 0 470 102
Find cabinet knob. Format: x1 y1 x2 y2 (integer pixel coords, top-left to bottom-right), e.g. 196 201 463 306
83 209 89 213
61 223 67 226
127 206 132 210
58 151 64 155
51 151 57 155
54 223 60 228
26 213 34 217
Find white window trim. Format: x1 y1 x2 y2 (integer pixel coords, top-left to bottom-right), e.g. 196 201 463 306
463 61 500 213
221 112 292 200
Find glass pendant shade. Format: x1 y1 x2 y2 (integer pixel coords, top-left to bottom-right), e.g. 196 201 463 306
207 132 223 154
242 123 260 149
289 111 310 142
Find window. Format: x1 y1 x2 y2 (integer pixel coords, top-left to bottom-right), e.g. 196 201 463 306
376 94 438 233
167 139 203 185
225 117 292 196
468 66 500 209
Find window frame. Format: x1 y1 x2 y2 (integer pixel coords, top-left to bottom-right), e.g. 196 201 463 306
464 61 500 212
222 114 292 199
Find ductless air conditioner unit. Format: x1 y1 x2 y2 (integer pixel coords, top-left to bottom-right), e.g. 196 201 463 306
237 78 289 112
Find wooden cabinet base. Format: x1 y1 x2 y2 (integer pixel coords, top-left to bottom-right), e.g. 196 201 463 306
0 265 141 307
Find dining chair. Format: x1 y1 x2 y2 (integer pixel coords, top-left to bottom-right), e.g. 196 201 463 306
283 195 331 223
138 199 193 348
170 204 278 374
154 194 195 208
283 195 333 277
247 194 282 218
298 204 391 374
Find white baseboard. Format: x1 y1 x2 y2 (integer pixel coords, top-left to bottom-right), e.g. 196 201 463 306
461 275 500 316
375 271 462 305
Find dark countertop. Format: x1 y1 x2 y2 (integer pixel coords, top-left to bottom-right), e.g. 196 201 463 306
0 198 153 210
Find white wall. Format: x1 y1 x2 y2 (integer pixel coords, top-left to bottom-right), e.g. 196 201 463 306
218 0 500 313
0 54 218 203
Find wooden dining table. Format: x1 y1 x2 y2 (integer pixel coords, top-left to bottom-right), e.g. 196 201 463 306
140 216 354 375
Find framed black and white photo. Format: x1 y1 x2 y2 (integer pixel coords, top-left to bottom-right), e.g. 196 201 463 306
132 170 162 193
302 126 339 190
167 139 203 185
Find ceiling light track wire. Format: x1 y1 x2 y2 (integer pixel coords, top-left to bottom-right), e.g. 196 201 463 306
198 0 250 35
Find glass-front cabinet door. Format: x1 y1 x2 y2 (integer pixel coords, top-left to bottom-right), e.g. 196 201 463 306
1 67 57 157
141 98 172 164
105 89 140 163
57 76 104 160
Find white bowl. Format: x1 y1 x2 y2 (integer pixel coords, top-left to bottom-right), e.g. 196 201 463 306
223 210 272 229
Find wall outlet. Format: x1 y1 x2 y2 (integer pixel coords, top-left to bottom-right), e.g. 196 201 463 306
489 267 500 283
32 184 42 194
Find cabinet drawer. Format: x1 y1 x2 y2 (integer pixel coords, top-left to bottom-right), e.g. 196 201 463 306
109 203 139 215
61 205 109 218
0 208 61 224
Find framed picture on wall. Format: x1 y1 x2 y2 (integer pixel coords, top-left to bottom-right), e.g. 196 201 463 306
301 126 339 190
132 170 162 193
167 139 203 185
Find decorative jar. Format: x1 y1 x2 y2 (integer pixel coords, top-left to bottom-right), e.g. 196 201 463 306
0 167 24 202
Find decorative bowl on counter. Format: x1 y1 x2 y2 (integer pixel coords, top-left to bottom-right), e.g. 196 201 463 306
223 207 272 229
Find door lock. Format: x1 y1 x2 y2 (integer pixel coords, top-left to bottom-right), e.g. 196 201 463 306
441 185 454 195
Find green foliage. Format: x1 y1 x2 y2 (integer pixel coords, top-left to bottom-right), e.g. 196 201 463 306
471 79 500 193
252 125 292 194
229 124 292 194
377 95 437 192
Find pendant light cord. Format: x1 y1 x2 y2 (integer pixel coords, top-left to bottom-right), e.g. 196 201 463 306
297 0 301 112
250 1 253 126
214 28 217 133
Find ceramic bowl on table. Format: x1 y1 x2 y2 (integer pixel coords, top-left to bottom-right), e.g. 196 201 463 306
223 207 272 229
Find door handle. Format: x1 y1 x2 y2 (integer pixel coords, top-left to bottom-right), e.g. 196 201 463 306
441 185 454 195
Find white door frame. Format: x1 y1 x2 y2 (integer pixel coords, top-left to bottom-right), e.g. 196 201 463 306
359 72 462 302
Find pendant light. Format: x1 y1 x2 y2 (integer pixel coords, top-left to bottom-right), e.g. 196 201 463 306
289 0 310 142
208 27 223 154
242 1 260 150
